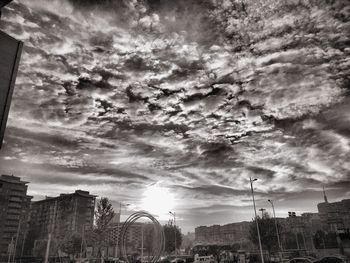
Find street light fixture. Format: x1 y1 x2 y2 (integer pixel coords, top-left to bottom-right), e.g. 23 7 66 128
249 177 264 263
169 211 177 256
268 200 283 252
259 208 266 218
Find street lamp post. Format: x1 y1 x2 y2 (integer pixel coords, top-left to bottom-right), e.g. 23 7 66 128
115 203 130 259
250 177 264 263
141 224 144 262
268 200 283 252
169 211 176 256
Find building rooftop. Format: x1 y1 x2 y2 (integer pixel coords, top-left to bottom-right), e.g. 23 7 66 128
0 174 29 185
33 189 97 204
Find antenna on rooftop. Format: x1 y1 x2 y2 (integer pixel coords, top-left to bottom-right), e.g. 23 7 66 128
323 185 328 203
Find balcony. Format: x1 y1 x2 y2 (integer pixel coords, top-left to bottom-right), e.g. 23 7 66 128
10 192 25 197
3 227 17 233
7 202 21 209
7 214 20 221
5 222 19 228
7 209 21 215
9 196 22 202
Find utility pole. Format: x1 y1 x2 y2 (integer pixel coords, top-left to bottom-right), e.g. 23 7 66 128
12 219 21 262
295 231 300 249
44 234 52 263
115 202 130 259
250 177 264 263
138 224 146 263
141 224 144 262
80 224 85 259
45 200 57 263
7 237 14 263
169 211 177 256
268 200 282 252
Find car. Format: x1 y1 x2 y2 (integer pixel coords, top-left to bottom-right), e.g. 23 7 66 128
171 258 186 263
314 255 349 263
285 257 317 263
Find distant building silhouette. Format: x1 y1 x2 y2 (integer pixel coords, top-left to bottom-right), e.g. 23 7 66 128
0 175 32 259
26 190 96 256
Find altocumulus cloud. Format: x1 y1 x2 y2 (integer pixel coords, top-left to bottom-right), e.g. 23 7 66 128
0 0 349 231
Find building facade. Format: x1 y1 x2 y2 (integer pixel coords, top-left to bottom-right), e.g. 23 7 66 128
26 190 96 255
317 198 350 231
99 222 153 257
0 175 32 258
195 221 251 246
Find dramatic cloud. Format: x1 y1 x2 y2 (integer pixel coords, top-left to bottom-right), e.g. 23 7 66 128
0 0 349 231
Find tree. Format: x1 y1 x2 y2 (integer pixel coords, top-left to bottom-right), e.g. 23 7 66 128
95 197 116 231
248 213 283 253
90 197 115 259
163 224 182 254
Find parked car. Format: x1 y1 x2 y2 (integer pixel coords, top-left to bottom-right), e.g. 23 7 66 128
314 255 349 263
285 257 317 263
193 254 216 263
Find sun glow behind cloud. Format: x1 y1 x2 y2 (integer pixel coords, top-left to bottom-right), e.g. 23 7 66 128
141 184 175 220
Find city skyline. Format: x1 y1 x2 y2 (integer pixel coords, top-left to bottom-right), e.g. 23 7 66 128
0 0 349 234
1 173 348 233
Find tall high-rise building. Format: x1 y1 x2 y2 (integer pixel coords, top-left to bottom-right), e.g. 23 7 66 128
26 190 96 255
0 174 32 259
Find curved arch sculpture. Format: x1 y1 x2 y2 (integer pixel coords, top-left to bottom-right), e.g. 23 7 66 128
120 211 165 263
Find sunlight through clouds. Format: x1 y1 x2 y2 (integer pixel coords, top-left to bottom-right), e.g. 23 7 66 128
141 183 176 220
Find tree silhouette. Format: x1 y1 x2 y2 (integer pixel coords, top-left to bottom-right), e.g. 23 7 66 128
248 214 283 253
90 197 115 259
163 224 182 254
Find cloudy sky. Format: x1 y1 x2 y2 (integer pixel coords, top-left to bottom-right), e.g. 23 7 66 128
0 0 349 232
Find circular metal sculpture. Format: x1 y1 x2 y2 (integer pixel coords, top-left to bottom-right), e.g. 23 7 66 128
120 211 165 263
